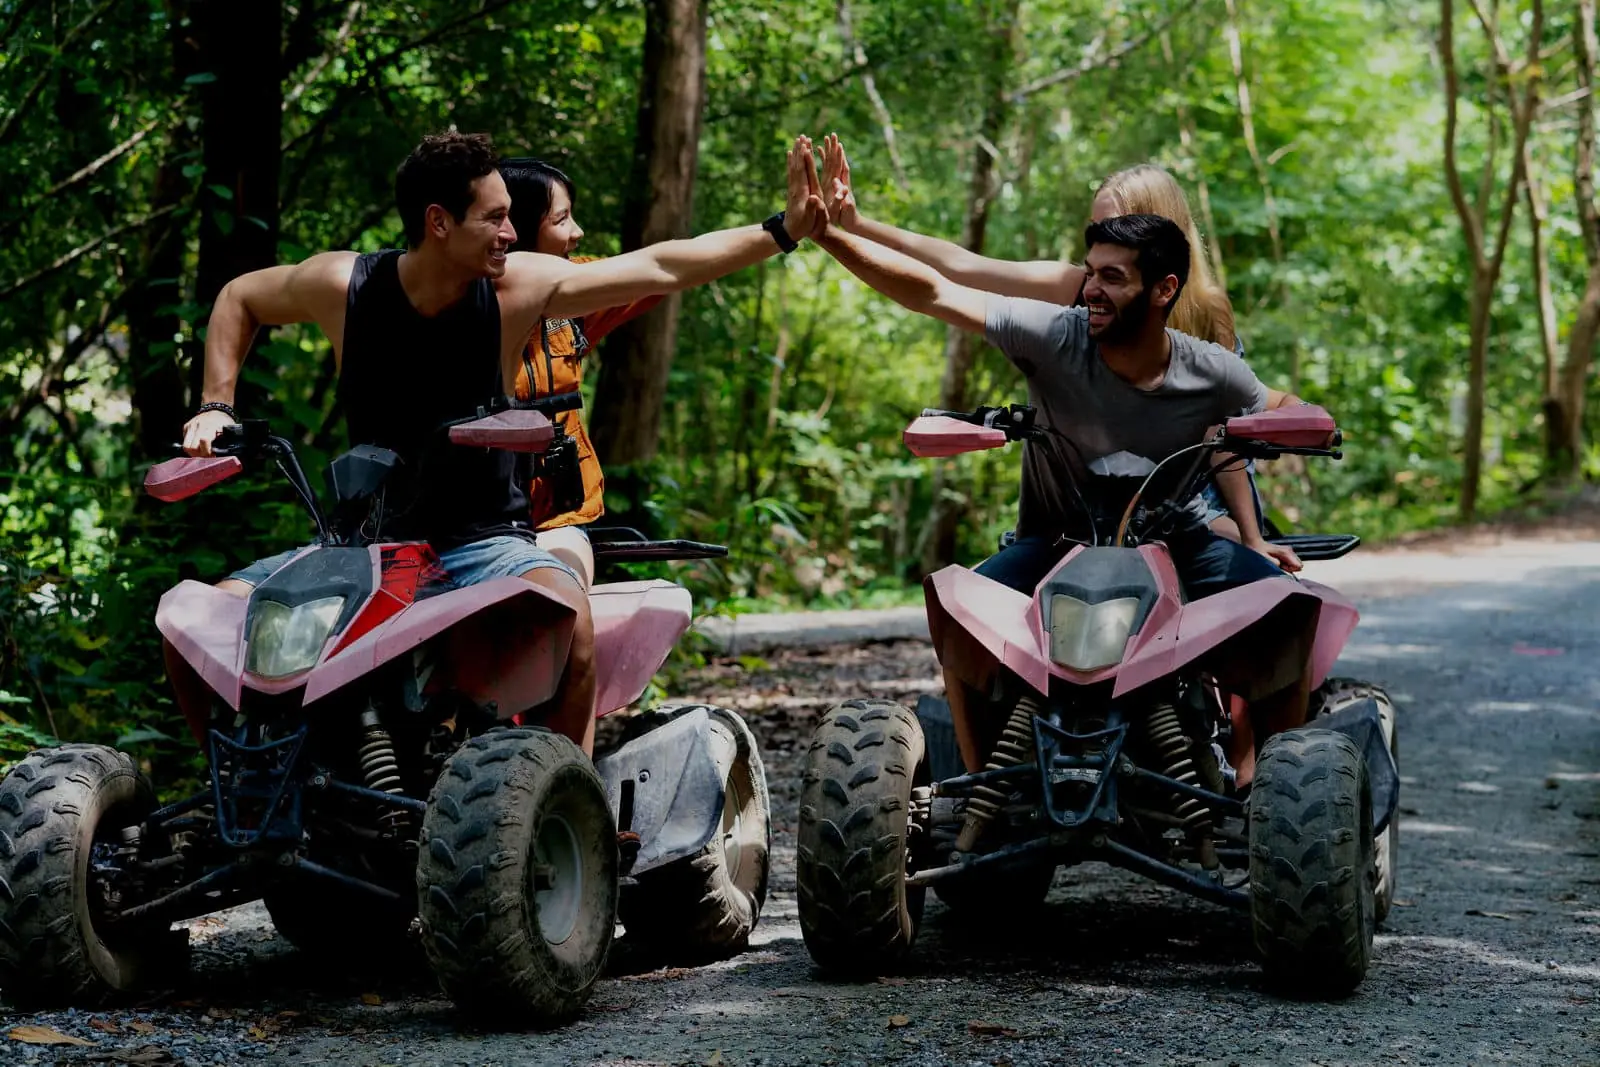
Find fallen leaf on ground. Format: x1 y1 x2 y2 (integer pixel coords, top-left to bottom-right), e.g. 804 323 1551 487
86 1047 176 1065
876 976 908 986
360 993 382 1006
1465 908 1515 920
887 1015 912 1028
706 1051 724 1066
127 1021 159 1035
89 1018 120 1034
967 1020 1019 1038
8 1025 96 1046
248 1027 269 1040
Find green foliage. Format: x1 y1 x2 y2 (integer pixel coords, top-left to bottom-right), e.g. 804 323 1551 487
1 0 1595 781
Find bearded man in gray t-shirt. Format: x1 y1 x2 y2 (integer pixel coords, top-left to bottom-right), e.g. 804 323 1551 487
817 212 1308 601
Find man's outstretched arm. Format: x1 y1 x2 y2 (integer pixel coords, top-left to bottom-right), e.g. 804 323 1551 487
507 136 826 327
816 225 989 334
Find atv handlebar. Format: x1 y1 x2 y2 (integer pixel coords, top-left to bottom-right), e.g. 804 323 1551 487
918 403 1038 441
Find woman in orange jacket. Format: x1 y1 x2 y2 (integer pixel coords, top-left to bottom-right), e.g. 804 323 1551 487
501 158 664 587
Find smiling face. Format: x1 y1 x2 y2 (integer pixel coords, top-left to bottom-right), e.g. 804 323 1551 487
1080 242 1152 342
432 170 517 279
532 181 584 258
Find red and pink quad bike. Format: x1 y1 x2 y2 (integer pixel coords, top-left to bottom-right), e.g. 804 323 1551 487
0 400 770 1025
796 403 1398 996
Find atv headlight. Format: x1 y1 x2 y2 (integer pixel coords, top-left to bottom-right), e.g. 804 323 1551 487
1049 595 1139 671
245 596 345 679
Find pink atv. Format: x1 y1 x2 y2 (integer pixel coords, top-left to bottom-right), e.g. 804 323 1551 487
796 403 1399 995
0 403 770 1025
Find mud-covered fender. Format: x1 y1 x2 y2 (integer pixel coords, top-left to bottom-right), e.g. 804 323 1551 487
1307 697 1399 834
594 707 724 876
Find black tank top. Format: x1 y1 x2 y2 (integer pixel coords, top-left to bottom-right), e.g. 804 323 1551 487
338 250 530 549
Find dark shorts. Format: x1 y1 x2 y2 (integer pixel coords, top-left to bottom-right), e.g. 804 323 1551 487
228 534 578 591
975 528 1286 601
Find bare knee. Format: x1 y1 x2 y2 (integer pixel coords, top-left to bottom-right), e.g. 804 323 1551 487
518 566 594 640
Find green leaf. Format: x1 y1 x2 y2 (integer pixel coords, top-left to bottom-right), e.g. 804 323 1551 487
116 727 177 747
184 72 218 85
208 183 234 201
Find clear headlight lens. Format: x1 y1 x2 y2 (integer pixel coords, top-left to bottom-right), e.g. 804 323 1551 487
245 596 345 679
1049 595 1139 671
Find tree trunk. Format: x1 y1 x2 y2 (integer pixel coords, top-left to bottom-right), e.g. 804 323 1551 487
1461 275 1494 520
919 0 1019 576
588 0 707 472
189 0 282 408
1551 0 1599 478
127 0 200 462
1525 141 1562 465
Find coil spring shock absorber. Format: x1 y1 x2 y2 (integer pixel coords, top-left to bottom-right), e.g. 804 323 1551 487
955 694 1044 852
1142 701 1211 837
357 707 403 794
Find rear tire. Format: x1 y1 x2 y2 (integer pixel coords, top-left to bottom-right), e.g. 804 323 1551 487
618 705 771 962
1312 677 1399 925
1247 729 1375 996
0 745 178 1006
796 699 926 977
416 728 616 1026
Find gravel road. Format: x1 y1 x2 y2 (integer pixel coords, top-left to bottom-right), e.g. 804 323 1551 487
4 534 1598 1066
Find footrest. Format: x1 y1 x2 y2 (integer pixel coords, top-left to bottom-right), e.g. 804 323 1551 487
1268 533 1361 561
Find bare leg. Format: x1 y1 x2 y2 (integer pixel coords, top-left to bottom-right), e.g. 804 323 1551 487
216 578 253 598
535 526 595 590
518 566 597 756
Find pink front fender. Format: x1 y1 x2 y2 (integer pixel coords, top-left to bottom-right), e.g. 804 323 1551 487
157 581 248 712
1113 577 1325 698
925 566 1052 695
303 576 579 711
590 580 693 716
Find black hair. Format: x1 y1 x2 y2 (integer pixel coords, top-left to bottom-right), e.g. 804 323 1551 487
1083 213 1191 314
500 157 576 254
394 131 500 247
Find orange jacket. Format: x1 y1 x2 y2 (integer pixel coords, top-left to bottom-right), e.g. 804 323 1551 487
514 261 662 529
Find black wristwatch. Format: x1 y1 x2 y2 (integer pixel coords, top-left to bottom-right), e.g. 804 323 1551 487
763 211 798 254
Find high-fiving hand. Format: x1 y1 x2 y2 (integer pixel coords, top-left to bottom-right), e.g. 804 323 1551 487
784 135 828 243
820 134 860 232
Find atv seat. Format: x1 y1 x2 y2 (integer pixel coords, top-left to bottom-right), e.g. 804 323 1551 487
1267 533 1361 561
586 526 729 563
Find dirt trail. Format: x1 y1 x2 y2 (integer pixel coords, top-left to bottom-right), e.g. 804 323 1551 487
4 536 1598 1066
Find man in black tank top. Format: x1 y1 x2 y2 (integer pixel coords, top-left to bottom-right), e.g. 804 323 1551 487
180 131 829 754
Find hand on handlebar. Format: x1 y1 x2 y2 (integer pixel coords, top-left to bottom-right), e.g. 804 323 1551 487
181 409 237 457
1254 540 1303 574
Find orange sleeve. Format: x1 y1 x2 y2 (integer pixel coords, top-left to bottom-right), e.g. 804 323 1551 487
567 254 666 343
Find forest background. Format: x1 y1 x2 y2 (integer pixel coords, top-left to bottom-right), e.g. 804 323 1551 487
3 0 1598 777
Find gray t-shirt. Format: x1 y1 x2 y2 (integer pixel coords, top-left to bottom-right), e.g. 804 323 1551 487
985 298 1268 540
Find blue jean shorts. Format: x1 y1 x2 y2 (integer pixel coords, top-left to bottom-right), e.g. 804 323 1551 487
228 534 577 592
1200 465 1266 532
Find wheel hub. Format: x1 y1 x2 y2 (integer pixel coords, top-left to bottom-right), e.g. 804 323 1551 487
531 813 583 945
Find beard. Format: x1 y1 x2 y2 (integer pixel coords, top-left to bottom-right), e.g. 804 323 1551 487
1088 286 1152 344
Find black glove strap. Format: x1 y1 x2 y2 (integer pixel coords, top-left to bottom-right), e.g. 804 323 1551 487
196 401 238 422
763 211 798 254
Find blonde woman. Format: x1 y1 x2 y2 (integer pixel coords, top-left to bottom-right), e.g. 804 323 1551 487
819 136 1288 543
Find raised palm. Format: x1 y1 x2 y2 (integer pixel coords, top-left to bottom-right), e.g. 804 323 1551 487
821 133 859 231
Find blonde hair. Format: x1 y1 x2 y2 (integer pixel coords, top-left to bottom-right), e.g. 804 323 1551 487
1093 164 1236 349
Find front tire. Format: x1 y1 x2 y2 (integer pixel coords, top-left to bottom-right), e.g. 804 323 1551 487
0 745 176 1006
618 705 771 962
796 699 926 977
416 728 616 1026
1248 729 1375 996
1312 677 1399 925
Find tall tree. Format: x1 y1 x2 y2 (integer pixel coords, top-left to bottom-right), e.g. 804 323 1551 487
1553 0 1600 476
1440 0 1543 519
588 0 707 473
189 0 283 407
919 0 1020 576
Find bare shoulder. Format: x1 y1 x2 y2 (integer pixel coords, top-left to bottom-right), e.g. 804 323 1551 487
295 250 359 290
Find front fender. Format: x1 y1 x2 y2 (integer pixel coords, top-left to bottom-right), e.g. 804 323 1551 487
594 707 725 875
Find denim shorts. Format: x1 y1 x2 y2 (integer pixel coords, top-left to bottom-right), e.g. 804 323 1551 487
1200 465 1265 532
228 534 577 591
